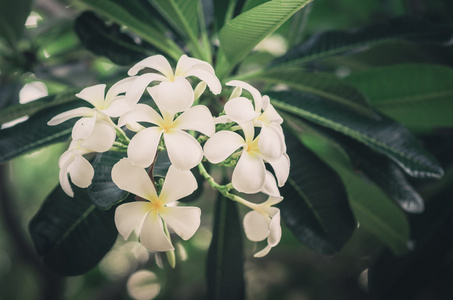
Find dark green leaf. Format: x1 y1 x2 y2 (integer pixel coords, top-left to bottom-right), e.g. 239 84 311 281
74 12 151 65
345 64 453 132
279 132 356 254
206 193 245 300
0 91 79 126
285 115 410 255
348 145 424 213
368 179 453 300
78 0 184 60
88 151 128 210
0 101 85 163
270 17 453 68
0 0 32 46
269 90 444 179
247 68 375 118
29 185 118 276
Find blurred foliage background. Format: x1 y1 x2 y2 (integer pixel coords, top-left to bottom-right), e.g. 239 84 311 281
0 0 453 299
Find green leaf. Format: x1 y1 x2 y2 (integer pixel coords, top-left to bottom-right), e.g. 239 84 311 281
0 0 32 46
269 90 444 179
345 64 453 132
285 116 410 255
0 91 79 126
148 0 199 41
78 0 184 60
270 17 453 68
206 193 245 300
88 151 128 210
247 68 375 118
368 180 453 299
218 0 312 67
74 11 151 65
347 144 424 213
0 101 85 163
29 185 118 276
279 132 356 254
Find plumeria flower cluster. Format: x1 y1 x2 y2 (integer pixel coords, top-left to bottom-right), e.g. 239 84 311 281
48 54 290 261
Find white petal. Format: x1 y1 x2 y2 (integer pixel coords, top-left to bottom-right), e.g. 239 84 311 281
105 76 137 103
261 171 281 197
115 201 151 240
156 77 194 114
111 158 158 200
160 206 201 240
68 153 94 188
184 68 221 95
164 130 203 170
72 115 96 141
240 121 255 143
224 97 260 123
175 55 215 76
118 103 163 128
269 153 290 187
243 211 269 242
101 97 135 118
173 105 215 136
254 245 272 258
128 55 174 78
76 84 106 109
125 73 167 106
258 124 285 162
268 210 282 247
140 213 174 251
80 121 116 152
227 80 262 112
128 127 163 167
214 115 232 124
159 166 197 204
59 152 75 197
203 131 244 164
259 98 283 124
47 107 93 126
262 196 284 207
232 151 266 193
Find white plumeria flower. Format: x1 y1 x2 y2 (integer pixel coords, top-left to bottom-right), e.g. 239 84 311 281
126 54 221 114
58 140 95 197
112 158 201 252
224 80 286 162
243 196 283 257
118 87 215 170
48 77 137 150
204 121 289 193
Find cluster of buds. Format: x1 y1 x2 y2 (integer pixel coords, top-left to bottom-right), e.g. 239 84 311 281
48 54 290 258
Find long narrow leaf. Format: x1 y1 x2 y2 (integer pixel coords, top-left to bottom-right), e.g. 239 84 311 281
206 193 245 300
219 0 312 67
285 116 410 255
346 64 453 132
280 132 356 254
270 17 453 68
0 102 84 163
269 90 444 179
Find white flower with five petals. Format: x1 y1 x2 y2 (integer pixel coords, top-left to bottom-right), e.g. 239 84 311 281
224 80 286 162
48 77 137 151
204 121 289 193
243 196 283 257
126 54 221 114
112 158 201 252
119 87 215 170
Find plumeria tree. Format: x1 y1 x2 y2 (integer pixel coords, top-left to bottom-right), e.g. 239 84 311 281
1 0 453 299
